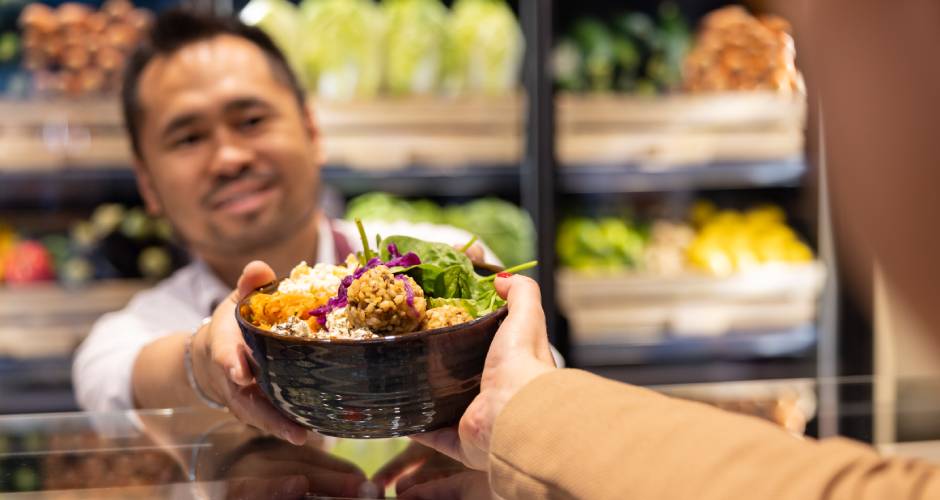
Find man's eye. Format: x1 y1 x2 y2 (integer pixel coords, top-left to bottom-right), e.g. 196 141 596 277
172 133 204 148
239 115 266 131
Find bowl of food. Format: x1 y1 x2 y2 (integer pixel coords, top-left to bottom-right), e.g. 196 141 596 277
236 223 534 438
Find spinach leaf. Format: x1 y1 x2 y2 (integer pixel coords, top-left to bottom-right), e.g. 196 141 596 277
381 236 473 273
378 235 526 318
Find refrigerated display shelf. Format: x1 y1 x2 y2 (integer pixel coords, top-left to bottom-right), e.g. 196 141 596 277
560 157 806 193
0 356 76 414
570 324 816 367
321 164 520 197
0 164 522 202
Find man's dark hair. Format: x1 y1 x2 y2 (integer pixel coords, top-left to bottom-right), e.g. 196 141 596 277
121 9 306 159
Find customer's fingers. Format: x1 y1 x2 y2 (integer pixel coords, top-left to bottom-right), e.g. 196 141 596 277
492 275 551 359
409 428 464 468
226 384 307 446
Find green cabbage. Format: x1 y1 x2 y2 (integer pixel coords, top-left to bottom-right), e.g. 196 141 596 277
239 0 303 82
444 0 524 96
299 0 385 100
383 0 448 95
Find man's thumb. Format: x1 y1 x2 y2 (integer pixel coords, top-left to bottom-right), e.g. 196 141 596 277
234 260 277 303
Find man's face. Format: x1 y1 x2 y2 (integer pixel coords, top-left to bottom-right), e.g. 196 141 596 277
134 35 321 256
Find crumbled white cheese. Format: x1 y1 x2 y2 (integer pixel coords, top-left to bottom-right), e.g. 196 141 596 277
272 316 313 338
326 307 377 340
277 261 351 295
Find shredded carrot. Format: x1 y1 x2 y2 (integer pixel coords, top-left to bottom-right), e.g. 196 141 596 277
243 292 329 331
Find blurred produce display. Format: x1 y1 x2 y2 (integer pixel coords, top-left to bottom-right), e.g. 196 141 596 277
241 0 523 99
17 0 152 97
557 200 813 277
0 430 181 492
683 5 803 93
344 192 534 266
554 3 802 95
556 216 645 271
0 0 25 84
686 201 812 275
383 0 448 96
553 2 691 94
444 0 523 96
0 203 185 287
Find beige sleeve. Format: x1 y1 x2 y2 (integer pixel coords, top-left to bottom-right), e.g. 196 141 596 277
489 369 940 500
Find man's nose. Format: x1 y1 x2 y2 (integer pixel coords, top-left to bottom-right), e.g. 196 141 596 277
209 128 255 176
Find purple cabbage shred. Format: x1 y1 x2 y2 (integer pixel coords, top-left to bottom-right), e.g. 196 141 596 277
309 251 423 324
395 274 419 318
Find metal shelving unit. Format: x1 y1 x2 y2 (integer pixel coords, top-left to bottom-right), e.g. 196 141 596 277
322 164 521 198
559 157 807 194
570 324 817 367
534 0 826 394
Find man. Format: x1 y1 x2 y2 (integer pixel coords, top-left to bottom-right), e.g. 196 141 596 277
72 10 495 444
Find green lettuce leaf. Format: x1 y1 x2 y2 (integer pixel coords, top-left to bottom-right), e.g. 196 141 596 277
380 235 506 317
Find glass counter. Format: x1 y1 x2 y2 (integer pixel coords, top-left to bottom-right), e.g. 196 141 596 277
2 375 940 499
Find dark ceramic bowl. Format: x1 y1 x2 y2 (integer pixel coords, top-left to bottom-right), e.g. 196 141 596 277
235 268 507 439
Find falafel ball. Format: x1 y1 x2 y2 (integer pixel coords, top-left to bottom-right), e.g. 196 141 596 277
347 265 427 335
422 305 473 330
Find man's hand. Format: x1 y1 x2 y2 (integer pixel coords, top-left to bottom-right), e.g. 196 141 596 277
190 260 308 446
411 275 556 470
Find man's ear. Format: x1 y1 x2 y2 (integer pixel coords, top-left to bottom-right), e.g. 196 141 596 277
302 102 326 165
133 159 164 216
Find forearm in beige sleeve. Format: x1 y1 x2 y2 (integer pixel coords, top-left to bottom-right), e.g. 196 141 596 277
489 369 940 500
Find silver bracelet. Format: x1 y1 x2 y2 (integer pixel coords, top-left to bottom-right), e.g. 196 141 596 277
184 317 226 410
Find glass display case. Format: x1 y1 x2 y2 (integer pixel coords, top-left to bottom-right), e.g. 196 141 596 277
1 376 939 497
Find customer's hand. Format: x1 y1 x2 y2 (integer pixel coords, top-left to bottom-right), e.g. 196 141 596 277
190 260 308 446
411 275 556 470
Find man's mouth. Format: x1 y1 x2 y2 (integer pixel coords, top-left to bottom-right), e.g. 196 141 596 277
208 178 278 216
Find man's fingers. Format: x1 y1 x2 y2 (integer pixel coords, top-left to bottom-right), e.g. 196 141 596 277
206 310 254 387
235 260 277 302
465 243 485 264
409 428 463 465
227 385 307 446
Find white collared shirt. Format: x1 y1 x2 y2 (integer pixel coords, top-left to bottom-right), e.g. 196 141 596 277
72 218 498 412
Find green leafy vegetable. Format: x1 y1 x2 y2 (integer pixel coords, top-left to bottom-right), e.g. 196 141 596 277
383 0 449 95
459 235 478 253
557 216 646 270
380 235 516 316
299 0 385 100
345 193 535 267
240 0 303 80
444 0 524 95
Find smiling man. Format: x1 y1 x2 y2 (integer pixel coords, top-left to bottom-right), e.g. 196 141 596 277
72 10 494 440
